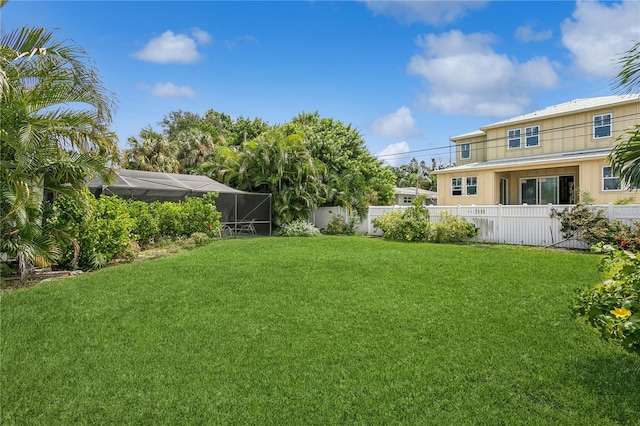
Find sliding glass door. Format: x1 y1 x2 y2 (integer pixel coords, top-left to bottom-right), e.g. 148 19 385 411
520 176 567 205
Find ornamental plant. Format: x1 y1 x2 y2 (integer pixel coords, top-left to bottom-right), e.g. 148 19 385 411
550 205 625 247
277 220 321 237
372 201 433 242
372 204 477 244
432 212 479 243
573 243 640 355
324 212 360 235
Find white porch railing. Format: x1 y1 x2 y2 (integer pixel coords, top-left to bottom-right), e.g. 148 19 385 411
311 204 640 249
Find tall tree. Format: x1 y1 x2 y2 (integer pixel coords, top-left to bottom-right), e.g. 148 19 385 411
219 128 326 225
124 127 179 173
0 24 118 276
608 41 640 188
287 112 395 214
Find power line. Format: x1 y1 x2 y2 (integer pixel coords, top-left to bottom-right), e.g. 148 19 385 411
375 111 640 163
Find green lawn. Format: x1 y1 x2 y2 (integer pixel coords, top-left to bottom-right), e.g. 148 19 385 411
2 237 639 425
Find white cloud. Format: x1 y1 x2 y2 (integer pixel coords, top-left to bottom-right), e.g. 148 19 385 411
191 28 213 45
372 106 422 139
224 35 259 49
376 141 410 166
138 82 197 98
515 22 552 42
362 0 487 25
407 30 560 116
133 29 212 64
561 0 640 78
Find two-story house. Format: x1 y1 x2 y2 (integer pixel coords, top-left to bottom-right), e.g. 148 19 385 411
433 95 640 206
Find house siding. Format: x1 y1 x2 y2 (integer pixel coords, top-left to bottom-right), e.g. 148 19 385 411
439 96 640 206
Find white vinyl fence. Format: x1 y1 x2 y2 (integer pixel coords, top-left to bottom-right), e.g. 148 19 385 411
311 204 640 249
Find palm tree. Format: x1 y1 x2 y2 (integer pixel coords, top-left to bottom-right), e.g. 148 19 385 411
124 128 180 173
1 24 118 277
231 128 327 225
175 128 216 173
608 41 640 188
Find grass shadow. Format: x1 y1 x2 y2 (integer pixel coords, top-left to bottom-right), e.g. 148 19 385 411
567 348 640 424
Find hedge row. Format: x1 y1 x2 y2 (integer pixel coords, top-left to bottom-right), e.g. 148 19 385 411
46 190 221 270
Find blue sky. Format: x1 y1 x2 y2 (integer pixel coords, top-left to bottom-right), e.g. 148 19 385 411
3 1 640 166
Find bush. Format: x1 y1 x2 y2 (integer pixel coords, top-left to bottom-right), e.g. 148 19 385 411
325 212 359 235
156 202 184 238
373 203 432 242
189 232 211 246
45 188 94 269
373 204 477 244
180 193 222 238
573 243 640 355
80 195 136 269
127 200 160 247
551 205 625 247
278 220 321 237
49 191 222 270
432 212 478 243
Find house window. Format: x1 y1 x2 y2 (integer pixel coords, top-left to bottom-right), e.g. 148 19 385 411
594 114 612 139
452 178 463 196
525 125 539 147
460 143 471 160
508 129 521 149
466 177 477 195
603 166 621 191
451 177 477 196
403 196 413 204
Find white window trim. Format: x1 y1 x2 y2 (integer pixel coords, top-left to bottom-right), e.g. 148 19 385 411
602 166 622 191
525 125 540 148
508 128 521 150
593 113 612 140
460 143 471 160
451 176 478 197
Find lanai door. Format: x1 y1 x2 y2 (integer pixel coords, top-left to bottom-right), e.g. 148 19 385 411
520 175 574 205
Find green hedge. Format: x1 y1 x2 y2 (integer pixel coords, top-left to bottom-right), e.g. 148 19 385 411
47 191 221 270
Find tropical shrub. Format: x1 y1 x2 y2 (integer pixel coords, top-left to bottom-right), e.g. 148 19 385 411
324 213 360 235
155 202 185 238
126 200 160 247
373 204 476 244
550 205 625 247
48 189 136 269
573 243 640 355
45 188 94 269
432 212 478 243
49 192 222 270
179 193 222 238
80 195 136 269
189 232 212 246
277 220 321 237
372 202 432 242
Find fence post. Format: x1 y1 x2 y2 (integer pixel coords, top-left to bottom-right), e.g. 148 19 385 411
497 204 502 242
608 203 614 220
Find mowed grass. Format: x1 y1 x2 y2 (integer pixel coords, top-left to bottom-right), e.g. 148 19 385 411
2 237 639 425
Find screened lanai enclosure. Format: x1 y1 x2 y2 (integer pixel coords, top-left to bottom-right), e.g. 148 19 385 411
87 169 272 235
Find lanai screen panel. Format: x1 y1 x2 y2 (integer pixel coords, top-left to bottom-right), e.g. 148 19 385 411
87 169 271 234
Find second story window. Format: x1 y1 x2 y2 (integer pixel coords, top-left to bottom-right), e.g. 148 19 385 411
594 114 612 139
460 143 470 160
525 125 540 147
508 129 521 149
